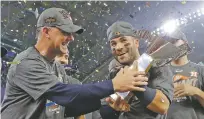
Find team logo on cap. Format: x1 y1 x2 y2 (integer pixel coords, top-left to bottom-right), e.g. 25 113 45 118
44 17 56 24
115 32 120 35
59 10 72 21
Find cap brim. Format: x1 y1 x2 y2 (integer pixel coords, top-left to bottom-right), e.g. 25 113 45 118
1 47 8 57
57 24 84 34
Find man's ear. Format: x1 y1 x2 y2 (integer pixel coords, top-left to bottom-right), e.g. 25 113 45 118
135 39 139 48
42 27 50 39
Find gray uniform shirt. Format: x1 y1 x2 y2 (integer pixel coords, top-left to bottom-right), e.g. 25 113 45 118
1 47 103 119
167 62 204 119
1 47 60 119
103 65 174 119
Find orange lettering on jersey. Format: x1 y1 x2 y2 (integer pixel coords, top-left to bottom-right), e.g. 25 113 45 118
173 74 189 82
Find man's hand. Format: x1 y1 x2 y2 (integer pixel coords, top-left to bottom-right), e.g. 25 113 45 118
174 84 200 97
112 66 148 92
106 95 130 112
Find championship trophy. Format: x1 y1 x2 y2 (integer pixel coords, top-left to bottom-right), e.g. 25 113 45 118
109 30 189 112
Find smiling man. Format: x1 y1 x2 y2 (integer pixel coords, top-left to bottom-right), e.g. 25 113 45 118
100 21 174 119
1 8 146 119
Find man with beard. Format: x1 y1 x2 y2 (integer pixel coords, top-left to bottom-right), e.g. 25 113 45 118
100 21 174 119
1 8 145 119
166 30 204 119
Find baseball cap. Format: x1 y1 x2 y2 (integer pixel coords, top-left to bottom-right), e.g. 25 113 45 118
169 29 187 41
107 21 139 41
1 47 7 58
37 8 83 34
164 29 192 56
163 29 188 43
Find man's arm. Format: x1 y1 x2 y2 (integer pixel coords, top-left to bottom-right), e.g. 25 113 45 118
196 65 204 107
174 84 204 107
15 58 113 116
133 65 173 114
100 67 149 118
45 81 114 117
15 59 142 117
174 64 204 107
132 86 170 114
63 74 86 117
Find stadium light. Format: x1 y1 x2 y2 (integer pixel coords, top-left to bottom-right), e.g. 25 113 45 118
162 20 177 34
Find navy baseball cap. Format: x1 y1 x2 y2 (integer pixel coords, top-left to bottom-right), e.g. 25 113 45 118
163 29 188 44
37 8 83 34
107 21 139 41
169 29 187 42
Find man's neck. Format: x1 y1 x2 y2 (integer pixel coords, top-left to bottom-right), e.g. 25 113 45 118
35 39 56 61
171 55 189 66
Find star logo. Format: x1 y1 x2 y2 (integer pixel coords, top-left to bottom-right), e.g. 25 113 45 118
190 71 198 78
115 32 120 35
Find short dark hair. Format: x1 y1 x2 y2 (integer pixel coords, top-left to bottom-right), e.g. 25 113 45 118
35 27 42 39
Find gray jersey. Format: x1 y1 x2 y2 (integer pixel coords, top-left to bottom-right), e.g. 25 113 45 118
1 47 60 119
1 47 103 119
167 62 204 119
103 65 174 119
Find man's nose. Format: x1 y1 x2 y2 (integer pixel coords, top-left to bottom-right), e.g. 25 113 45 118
65 34 74 42
115 43 123 52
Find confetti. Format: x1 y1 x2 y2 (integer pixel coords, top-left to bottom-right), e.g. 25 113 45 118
129 14 134 18
7 61 20 65
87 2 91 6
1 1 204 83
145 2 150 7
24 29 27 33
181 0 186 4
